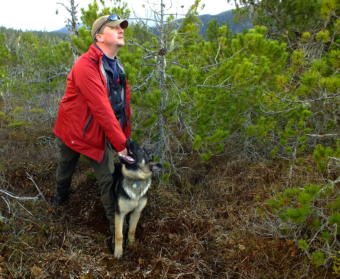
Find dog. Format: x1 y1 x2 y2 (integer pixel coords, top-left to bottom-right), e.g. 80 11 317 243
110 140 162 259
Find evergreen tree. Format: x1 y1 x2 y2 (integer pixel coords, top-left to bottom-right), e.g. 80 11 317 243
230 0 339 50
0 32 11 81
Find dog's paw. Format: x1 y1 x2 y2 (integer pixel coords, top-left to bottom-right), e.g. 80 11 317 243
128 234 135 245
114 247 123 259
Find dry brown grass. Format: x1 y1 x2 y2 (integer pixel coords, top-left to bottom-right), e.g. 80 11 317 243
0 130 336 278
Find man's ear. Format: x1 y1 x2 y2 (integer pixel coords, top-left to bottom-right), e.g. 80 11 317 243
95 33 104 43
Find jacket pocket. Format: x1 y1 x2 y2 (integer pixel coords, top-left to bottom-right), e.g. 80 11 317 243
83 115 93 135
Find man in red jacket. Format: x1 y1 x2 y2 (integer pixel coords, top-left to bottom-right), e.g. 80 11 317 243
53 14 133 233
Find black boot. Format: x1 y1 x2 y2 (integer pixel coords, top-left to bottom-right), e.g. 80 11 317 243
52 189 71 206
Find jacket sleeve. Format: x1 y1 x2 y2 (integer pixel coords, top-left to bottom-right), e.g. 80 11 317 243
74 58 127 152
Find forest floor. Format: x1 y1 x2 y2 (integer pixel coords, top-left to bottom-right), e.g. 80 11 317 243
0 129 337 278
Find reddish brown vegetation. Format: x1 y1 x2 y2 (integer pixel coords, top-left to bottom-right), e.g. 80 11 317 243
0 134 336 278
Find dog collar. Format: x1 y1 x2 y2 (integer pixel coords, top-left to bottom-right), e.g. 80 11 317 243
132 181 143 188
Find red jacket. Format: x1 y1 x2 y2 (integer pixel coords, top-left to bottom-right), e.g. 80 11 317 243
54 44 131 162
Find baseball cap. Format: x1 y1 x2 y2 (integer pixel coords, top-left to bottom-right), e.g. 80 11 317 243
91 14 128 39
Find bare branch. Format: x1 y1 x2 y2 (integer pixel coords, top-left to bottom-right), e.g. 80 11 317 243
26 172 46 201
329 157 340 162
195 84 232 89
306 134 339 138
128 17 160 22
0 189 39 200
168 61 188 68
131 70 155 91
214 43 221 64
57 0 79 36
201 48 245 70
259 106 299 115
280 93 340 104
28 72 68 85
127 40 156 54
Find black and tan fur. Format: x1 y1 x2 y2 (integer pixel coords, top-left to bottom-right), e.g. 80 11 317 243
111 140 161 259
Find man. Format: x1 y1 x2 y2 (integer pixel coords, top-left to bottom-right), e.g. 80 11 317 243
53 14 134 233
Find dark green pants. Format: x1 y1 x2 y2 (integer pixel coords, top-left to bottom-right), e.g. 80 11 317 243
55 138 115 232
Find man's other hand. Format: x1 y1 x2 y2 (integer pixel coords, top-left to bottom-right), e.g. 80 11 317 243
118 148 135 164
118 148 128 156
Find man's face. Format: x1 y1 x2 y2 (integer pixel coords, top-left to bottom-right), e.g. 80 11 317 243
97 25 125 47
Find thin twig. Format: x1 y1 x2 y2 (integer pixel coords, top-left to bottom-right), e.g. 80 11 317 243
1 196 11 213
195 84 232 89
26 172 46 201
27 72 69 85
329 157 340 162
16 200 33 216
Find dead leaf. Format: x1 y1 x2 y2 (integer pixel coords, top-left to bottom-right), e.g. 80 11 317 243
238 244 246 251
30 266 44 278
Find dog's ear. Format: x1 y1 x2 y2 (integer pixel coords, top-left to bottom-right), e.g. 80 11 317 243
143 147 153 155
126 138 137 155
126 138 133 148
150 162 162 172
143 147 153 161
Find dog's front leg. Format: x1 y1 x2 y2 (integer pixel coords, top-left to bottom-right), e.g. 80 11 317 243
128 210 140 244
114 213 125 259
128 198 147 245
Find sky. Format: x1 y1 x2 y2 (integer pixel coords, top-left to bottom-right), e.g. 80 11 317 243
0 0 235 32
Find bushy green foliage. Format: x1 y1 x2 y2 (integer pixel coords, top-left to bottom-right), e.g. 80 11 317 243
313 141 340 171
266 183 339 266
231 0 339 44
0 32 11 79
182 26 291 158
177 0 339 163
332 252 340 276
1 29 73 96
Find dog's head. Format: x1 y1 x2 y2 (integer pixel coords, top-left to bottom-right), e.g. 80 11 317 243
120 139 162 180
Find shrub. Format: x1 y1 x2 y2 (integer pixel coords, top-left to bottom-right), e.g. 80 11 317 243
266 182 339 266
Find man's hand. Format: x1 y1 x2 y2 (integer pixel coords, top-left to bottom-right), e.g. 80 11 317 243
118 148 135 164
118 148 128 156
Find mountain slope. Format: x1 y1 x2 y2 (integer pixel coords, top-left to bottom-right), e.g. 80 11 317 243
52 9 252 34
199 10 252 34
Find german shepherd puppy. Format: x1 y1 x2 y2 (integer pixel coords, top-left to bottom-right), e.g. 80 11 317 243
111 140 161 259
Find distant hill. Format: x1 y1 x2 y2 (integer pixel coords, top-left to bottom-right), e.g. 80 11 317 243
0 26 68 41
199 10 252 34
51 23 83 34
52 9 252 35
52 27 69 34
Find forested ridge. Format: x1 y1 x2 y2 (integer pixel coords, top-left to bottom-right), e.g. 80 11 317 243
0 0 339 278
